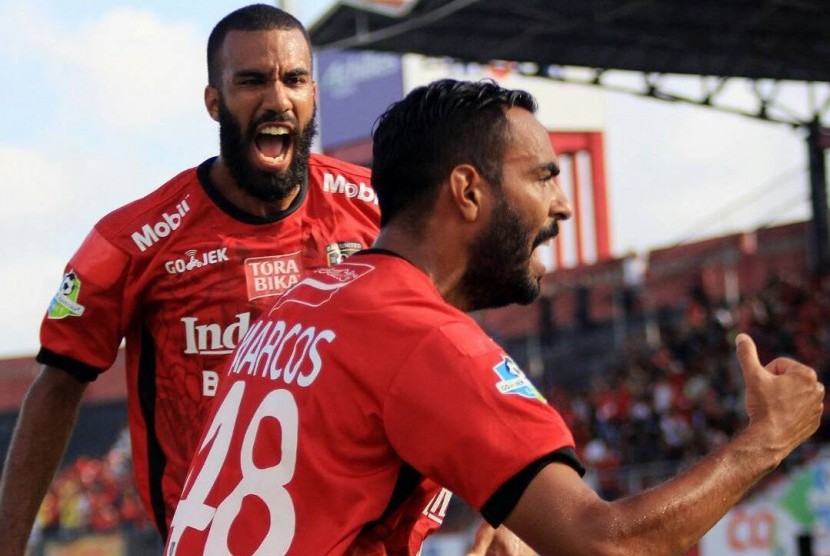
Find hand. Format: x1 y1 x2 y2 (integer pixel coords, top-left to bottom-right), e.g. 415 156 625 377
736 333 825 459
466 521 536 556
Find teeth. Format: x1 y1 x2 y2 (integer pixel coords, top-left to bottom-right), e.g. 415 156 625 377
260 126 290 135
256 125 290 162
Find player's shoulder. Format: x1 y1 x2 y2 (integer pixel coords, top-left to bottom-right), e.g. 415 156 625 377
94 162 204 240
434 319 500 358
308 152 372 182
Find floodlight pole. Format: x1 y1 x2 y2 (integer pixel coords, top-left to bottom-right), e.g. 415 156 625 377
808 122 830 280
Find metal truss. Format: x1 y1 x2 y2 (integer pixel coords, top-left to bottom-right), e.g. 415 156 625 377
504 63 830 129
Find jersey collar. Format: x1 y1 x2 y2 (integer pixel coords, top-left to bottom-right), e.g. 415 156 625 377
197 157 309 224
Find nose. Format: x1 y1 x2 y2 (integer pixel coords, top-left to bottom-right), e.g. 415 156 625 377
550 178 573 221
263 79 293 114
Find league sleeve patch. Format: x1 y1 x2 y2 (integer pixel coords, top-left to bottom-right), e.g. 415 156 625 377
47 270 86 319
492 356 546 402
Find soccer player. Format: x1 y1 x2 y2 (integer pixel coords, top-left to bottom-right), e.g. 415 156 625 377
0 5 527 554
165 79 825 555
0 4 379 552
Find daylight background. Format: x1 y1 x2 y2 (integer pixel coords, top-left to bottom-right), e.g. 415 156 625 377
0 0 814 357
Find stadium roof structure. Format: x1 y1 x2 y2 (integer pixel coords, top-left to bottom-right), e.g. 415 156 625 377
310 0 830 276
310 0 830 85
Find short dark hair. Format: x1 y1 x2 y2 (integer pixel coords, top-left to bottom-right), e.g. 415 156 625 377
371 79 537 227
207 4 310 87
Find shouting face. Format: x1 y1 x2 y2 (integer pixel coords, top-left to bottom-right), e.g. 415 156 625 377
460 107 572 311
207 27 317 203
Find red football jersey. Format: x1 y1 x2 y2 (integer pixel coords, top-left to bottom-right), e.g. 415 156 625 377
166 252 580 555
38 154 380 535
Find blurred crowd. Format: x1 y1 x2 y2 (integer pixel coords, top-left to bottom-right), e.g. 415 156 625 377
555 273 830 499
31 273 830 538
30 428 155 544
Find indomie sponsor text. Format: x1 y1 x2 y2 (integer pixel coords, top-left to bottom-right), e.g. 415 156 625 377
182 312 251 356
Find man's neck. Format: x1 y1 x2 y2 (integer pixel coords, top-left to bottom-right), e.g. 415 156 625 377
373 226 472 312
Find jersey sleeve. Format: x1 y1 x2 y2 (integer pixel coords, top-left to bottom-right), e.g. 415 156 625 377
383 320 579 520
37 227 133 381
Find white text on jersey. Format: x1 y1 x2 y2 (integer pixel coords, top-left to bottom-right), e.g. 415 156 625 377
322 172 378 205
228 318 335 387
245 253 303 300
182 312 251 356
132 199 191 252
165 248 229 274
422 488 452 524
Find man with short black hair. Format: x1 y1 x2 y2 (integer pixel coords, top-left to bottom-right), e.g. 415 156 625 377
0 7 529 554
0 4 378 551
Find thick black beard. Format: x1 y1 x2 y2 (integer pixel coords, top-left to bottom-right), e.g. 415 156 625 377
218 98 318 203
460 198 553 312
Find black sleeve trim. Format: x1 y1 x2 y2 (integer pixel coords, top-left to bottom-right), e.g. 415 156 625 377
36 347 102 383
480 447 585 527
354 461 423 544
379 462 423 521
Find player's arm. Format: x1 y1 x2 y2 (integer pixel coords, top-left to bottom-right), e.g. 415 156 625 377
0 365 88 555
503 334 825 556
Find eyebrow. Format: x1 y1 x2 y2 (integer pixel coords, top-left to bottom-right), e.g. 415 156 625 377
233 69 266 78
233 67 311 79
285 68 311 79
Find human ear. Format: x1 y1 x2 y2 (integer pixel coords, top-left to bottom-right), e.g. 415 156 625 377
449 164 483 222
205 86 220 122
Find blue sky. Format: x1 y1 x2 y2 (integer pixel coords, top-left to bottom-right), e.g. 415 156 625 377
0 0 821 356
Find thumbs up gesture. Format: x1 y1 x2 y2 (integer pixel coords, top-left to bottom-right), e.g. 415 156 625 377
736 333 825 463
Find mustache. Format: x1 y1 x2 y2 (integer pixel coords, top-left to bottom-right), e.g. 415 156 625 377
533 221 559 248
251 110 299 131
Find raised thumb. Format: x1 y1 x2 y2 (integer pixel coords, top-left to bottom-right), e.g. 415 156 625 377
736 333 763 380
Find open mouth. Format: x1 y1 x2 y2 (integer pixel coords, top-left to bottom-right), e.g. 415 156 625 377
530 223 559 272
531 241 553 274
254 125 293 165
